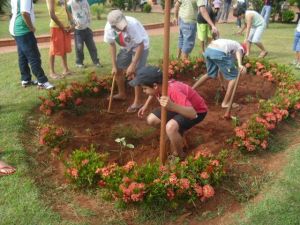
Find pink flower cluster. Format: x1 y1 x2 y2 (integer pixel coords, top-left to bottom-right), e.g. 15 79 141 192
95 163 117 177
119 181 145 203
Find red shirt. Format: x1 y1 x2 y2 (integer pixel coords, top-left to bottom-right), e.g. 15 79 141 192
167 80 208 113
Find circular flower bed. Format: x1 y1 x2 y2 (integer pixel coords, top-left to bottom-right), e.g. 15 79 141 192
38 57 300 206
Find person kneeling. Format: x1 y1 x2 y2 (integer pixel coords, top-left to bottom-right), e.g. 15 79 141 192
129 66 208 159
193 38 247 108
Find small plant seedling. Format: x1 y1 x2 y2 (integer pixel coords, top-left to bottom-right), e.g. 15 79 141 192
115 137 135 162
231 116 240 127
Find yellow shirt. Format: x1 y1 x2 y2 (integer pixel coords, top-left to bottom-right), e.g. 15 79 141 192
47 0 69 28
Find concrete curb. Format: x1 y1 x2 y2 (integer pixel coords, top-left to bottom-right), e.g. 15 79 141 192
0 22 167 47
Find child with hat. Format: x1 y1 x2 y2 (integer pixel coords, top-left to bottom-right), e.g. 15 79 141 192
129 66 208 159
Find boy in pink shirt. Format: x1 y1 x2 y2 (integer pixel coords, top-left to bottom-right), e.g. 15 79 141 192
129 66 208 159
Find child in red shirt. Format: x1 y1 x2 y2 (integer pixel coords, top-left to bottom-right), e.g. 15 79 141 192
129 66 208 159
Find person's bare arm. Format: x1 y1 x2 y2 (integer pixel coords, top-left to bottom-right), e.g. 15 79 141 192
173 1 180 25
21 12 35 32
199 6 218 34
244 13 253 42
47 0 65 29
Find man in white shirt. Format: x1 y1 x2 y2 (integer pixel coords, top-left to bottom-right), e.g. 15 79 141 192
9 0 54 89
104 10 149 113
193 39 246 108
68 0 101 68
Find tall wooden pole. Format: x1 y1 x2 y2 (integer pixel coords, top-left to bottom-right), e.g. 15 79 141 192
159 0 171 164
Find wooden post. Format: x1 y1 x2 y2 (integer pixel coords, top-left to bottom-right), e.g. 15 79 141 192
159 0 171 165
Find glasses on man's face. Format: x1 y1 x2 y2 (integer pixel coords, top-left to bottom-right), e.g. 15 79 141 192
111 25 121 31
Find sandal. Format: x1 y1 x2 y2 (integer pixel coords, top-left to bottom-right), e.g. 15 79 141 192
0 164 16 176
126 104 143 113
49 73 61 80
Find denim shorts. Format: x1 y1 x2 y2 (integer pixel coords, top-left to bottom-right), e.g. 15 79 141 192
152 108 207 134
204 48 238 80
178 18 197 54
248 24 266 43
293 31 300 52
116 48 149 71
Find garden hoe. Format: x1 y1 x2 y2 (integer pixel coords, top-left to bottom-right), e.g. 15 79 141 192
224 71 241 120
107 74 116 114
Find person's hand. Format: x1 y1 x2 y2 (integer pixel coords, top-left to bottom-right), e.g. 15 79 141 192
159 96 173 110
126 63 136 80
236 30 243 35
30 26 36 33
111 66 118 76
137 105 147 118
64 26 71 32
172 17 179 26
211 26 219 37
239 65 246 74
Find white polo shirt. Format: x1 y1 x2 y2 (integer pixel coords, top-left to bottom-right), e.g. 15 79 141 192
104 16 149 52
9 0 35 36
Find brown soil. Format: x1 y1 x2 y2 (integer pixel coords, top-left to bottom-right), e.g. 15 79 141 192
27 73 291 225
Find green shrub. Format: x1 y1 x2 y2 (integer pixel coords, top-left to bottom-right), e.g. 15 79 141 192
143 3 152 13
111 0 126 10
65 146 108 187
90 3 106 20
282 9 295 23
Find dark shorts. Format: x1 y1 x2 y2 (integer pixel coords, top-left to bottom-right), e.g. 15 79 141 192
152 108 207 134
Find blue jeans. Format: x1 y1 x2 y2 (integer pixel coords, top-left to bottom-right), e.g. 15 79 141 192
261 5 272 27
221 1 231 21
74 28 99 65
178 18 197 54
14 32 48 83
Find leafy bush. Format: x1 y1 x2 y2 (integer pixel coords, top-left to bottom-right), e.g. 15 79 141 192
65 146 108 187
39 125 71 149
90 3 106 20
143 3 152 13
65 147 227 206
111 0 126 10
249 0 264 11
282 9 295 22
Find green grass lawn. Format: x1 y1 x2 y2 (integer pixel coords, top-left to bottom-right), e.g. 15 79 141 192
0 21 299 224
0 0 164 39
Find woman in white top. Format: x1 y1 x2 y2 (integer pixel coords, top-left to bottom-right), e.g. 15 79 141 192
234 7 268 58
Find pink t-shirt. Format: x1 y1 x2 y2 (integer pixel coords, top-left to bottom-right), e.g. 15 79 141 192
167 80 208 113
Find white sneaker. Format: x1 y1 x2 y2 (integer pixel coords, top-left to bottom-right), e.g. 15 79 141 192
76 64 85 68
95 63 103 68
296 63 300 70
21 80 38 87
38 81 55 90
290 60 297 65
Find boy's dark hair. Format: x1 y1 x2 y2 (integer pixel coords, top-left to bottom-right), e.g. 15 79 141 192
233 7 246 17
129 66 163 87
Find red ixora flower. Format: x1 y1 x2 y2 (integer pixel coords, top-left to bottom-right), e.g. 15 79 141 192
202 184 215 198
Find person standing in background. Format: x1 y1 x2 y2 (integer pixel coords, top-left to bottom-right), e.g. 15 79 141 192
173 0 198 60
9 0 54 89
46 0 73 79
220 0 231 23
67 0 102 68
261 0 272 28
